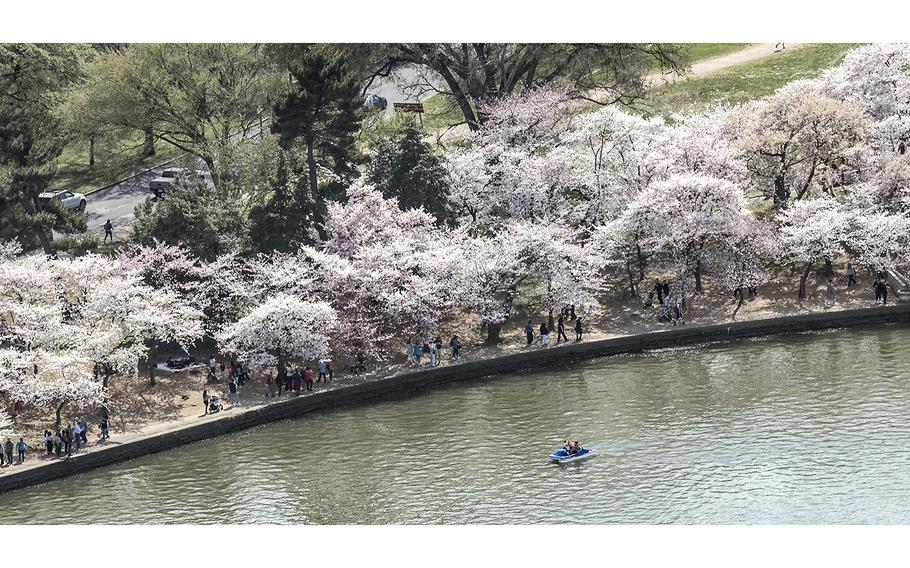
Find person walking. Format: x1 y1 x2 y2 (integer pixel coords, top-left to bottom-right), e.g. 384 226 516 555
556 314 568 343
825 279 837 307
292 368 302 394
304 367 314 391
53 430 62 457
73 420 83 451
79 418 88 444
674 299 684 325
846 263 857 288
100 417 109 441
16 438 26 463
449 335 461 359
44 430 53 455
318 360 329 383
874 279 882 303
228 379 239 406
525 320 534 345
882 278 889 304
3 438 13 465
203 389 210 415
429 342 438 367
414 342 424 366
326 361 334 382
574 317 583 341
405 340 415 365
539 322 550 347
103 219 114 243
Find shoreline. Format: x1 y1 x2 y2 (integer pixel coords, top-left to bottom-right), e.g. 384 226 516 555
2 302 909 495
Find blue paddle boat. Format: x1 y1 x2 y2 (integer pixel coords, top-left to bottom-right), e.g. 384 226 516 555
548 446 596 464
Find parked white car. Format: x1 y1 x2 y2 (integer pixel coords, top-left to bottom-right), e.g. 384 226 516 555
148 167 209 198
38 189 87 212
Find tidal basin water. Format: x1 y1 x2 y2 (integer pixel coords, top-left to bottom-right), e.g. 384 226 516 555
4 325 910 524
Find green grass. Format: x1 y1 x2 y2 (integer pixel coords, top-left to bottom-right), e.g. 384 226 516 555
683 43 755 62
648 43 860 117
52 131 184 195
420 93 466 133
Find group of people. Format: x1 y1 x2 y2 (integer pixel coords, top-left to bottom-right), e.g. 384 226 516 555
3 415 110 468
526 313 583 347
404 335 462 367
649 280 685 325
563 440 582 455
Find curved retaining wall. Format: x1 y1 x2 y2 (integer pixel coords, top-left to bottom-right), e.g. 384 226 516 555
2 303 909 495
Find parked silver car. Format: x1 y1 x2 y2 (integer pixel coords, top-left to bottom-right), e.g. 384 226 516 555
149 167 209 198
38 189 87 212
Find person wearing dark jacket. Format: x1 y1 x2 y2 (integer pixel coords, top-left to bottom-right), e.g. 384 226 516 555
574 317 583 341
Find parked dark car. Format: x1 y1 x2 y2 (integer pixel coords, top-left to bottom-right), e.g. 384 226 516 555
165 354 196 369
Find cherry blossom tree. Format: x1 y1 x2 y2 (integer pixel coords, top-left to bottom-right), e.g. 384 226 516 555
730 80 867 207
776 197 854 299
217 294 336 378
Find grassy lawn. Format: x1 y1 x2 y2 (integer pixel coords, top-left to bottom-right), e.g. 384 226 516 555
683 43 755 62
52 131 184 195
648 43 860 117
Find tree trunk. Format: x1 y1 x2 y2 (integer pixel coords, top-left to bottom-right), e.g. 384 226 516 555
798 261 813 299
695 258 703 293
88 135 95 168
824 257 834 276
773 173 788 208
636 244 646 282
201 155 221 190
143 126 156 157
55 401 66 430
548 309 555 332
148 344 158 386
626 260 638 298
485 323 502 345
305 132 319 202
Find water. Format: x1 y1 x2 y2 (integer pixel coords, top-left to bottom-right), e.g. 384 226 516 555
3 326 910 524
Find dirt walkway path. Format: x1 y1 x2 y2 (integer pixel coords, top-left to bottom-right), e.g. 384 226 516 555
649 43 805 86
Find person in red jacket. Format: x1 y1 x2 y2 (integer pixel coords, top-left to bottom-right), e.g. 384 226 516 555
304 366 315 392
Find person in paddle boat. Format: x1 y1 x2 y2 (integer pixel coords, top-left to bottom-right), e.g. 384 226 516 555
564 439 572 453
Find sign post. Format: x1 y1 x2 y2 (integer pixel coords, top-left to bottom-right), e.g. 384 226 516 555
393 102 425 127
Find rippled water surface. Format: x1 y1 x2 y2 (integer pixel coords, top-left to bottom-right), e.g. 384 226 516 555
3 326 910 524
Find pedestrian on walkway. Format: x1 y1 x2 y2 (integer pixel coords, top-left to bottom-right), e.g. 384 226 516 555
825 279 837 307
16 438 26 463
449 335 461 359
326 361 334 382
882 279 889 304
556 314 568 343
414 342 424 366
525 320 534 345
103 219 114 243
539 322 550 346
228 379 239 406
405 340 415 365
304 367 314 391
53 431 62 457
846 263 857 287
100 417 109 441
574 317 583 341
203 389 210 415
64 426 73 456
44 431 53 455
318 360 329 382
429 342 438 367
73 420 83 451
79 418 88 444
5 437 15 464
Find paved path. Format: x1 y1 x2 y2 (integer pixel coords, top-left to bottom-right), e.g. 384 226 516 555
648 43 804 86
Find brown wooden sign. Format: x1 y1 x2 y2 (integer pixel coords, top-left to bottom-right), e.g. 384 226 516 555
393 102 425 113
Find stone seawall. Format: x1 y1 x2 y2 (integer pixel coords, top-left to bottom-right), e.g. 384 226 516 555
2 303 909 495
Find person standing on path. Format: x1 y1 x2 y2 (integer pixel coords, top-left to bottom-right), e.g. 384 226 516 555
103 220 114 243
318 360 329 382
556 315 568 343
825 279 837 307
449 335 461 359
525 320 534 345
882 279 889 304
4 438 13 465
539 322 550 347
53 431 62 457
79 418 88 444
873 279 882 303
228 379 239 406
73 420 82 451
304 367 315 391
429 342 438 367
405 340 415 365
846 263 857 288
100 417 109 441
203 389 210 415
16 438 26 463
44 431 53 455
414 342 424 366
574 317 583 341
